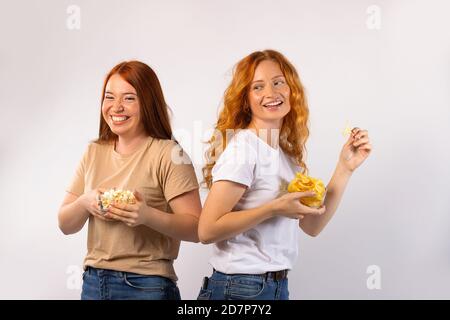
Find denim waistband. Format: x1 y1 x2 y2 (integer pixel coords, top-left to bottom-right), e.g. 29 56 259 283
85 266 129 278
212 268 288 281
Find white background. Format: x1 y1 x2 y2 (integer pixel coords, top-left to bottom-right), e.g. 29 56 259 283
0 0 449 299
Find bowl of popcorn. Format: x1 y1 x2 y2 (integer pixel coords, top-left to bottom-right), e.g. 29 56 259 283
98 188 136 212
287 172 326 208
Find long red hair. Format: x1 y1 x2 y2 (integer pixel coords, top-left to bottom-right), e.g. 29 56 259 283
95 60 172 143
203 50 309 189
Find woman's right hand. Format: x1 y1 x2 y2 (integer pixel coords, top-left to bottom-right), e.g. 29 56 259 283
271 191 326 220
80 188 115 222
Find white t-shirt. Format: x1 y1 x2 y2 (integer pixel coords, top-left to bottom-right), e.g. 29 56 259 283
210 129 301 274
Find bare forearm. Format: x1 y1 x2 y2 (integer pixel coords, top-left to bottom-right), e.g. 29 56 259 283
199 203 275 244
143 208 200 242
58 197 89 235
301 164 352 236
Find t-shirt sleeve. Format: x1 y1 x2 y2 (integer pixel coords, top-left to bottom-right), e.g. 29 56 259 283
158 141 199 202
212 137 256 188
66 144 91 196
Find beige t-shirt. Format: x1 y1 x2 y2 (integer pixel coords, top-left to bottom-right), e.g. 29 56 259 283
67 137 199 282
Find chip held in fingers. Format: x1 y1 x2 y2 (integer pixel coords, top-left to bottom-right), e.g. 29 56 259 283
287 172 326 208
342 121 353 137
99 188 136 211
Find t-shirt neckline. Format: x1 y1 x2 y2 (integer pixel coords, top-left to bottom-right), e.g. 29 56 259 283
112 137 152 159
243 129 280 153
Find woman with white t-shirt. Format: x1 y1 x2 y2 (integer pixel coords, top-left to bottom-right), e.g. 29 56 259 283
197 50 372 300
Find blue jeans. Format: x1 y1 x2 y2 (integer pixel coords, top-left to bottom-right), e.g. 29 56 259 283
197 270 289 300
81 266 181 300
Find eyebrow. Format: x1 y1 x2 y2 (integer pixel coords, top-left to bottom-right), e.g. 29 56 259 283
251 75 285 84
105 91 137 95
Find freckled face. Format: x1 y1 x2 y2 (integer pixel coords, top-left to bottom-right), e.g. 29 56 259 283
101 74 144 138
247 60 291 125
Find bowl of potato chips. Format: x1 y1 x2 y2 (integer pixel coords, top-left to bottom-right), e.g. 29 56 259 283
287 173 326 208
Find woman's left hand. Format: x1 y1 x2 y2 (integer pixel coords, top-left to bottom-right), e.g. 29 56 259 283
104 191 149 227
339 127 372 172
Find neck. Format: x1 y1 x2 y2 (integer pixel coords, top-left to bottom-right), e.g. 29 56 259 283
115 133 148 155
248 119 282 148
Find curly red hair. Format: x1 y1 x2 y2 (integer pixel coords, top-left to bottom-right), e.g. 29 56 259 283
203 50 310 189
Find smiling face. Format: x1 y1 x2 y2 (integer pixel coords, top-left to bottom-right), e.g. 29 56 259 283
247 60 291 129
101 74 145 139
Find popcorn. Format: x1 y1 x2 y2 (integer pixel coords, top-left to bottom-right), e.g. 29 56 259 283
98 188 136 211
287 172 326 208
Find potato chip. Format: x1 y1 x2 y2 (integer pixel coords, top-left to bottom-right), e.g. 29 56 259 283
342 121 352 137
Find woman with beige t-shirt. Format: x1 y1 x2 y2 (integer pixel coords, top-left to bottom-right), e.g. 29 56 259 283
58 61 201 300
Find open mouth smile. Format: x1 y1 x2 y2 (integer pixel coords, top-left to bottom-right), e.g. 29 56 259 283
263 99 283 109
110 115 130 123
